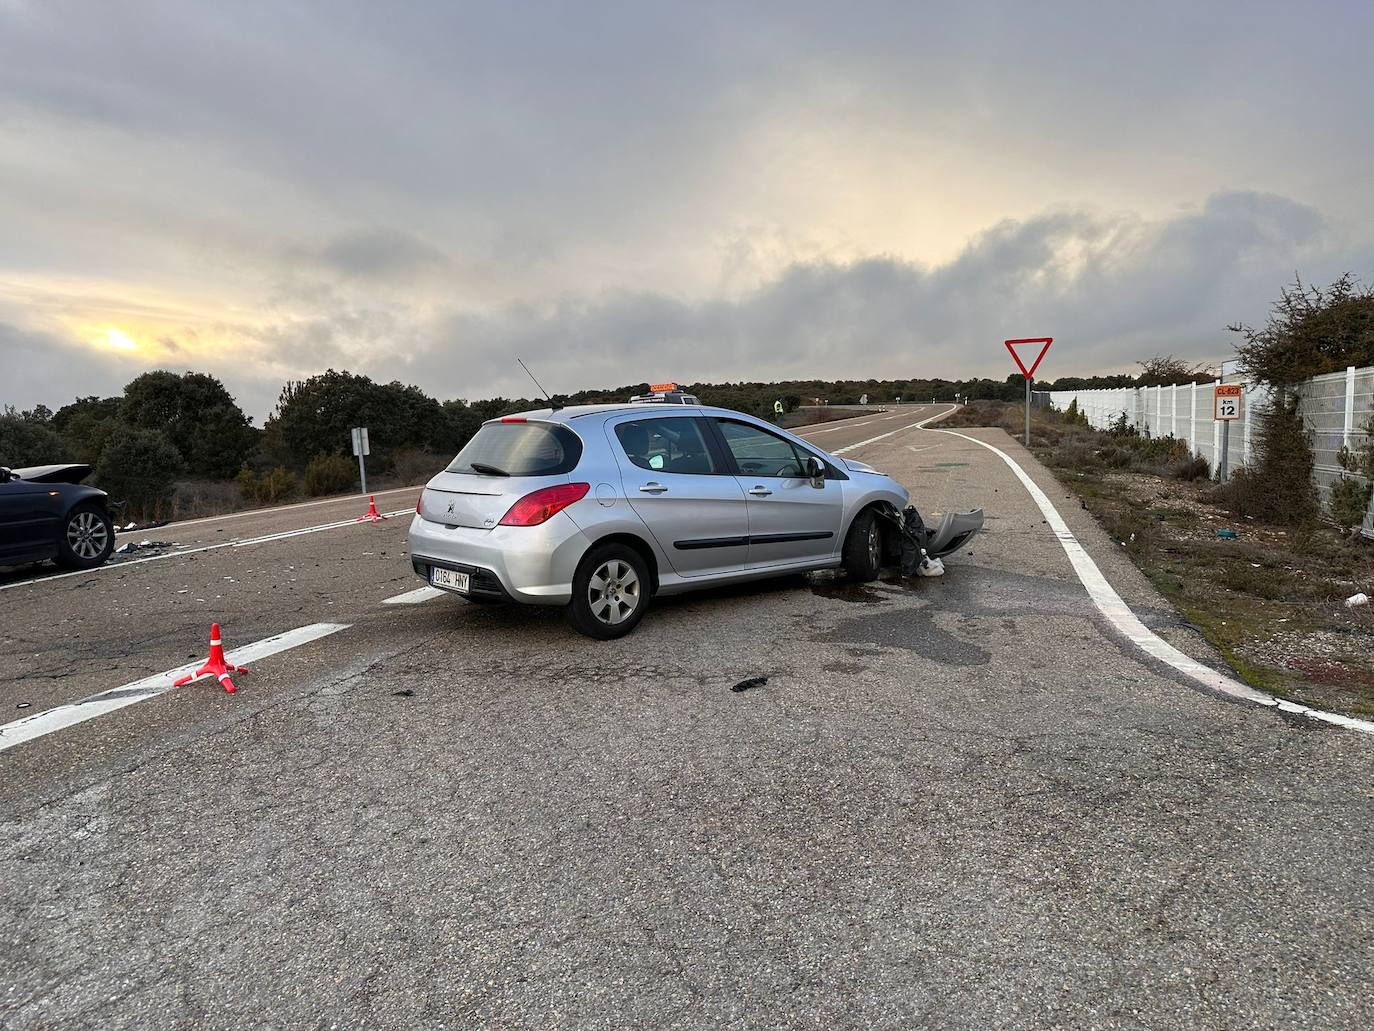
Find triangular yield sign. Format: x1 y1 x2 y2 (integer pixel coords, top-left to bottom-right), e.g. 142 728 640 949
1005 337 1053 379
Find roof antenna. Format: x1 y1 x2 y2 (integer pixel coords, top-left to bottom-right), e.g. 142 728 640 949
516 357 556 407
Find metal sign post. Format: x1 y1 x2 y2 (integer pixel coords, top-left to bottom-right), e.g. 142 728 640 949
350 426 371 494
1024 376 1032 446
1004 337 1054 447
1213 384 1241 482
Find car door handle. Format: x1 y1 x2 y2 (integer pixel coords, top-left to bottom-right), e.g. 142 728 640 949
747 486 773 497
638 482 669 494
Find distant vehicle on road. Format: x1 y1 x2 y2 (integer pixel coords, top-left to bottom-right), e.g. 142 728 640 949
409 403 981 638
0 464 115 570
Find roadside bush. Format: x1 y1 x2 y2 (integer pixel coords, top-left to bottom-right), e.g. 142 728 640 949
172 479 246 520
1167 455 1211 481
236 464 298 504
1216 397 1319 525
0 408 71 467
1329 427 1374 532
387 447 445 487
304 452 356 496
94 428 184 521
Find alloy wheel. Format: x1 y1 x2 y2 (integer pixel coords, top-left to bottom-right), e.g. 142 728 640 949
67 510 109 560
587 559 641 625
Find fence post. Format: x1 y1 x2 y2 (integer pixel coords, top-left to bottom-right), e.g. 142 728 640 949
1171 384 1178 438
1346 365 1357 447
1212 379 1221 465
1190 381 1198 453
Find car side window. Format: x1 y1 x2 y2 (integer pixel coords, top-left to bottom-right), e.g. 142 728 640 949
715 420 808 478
615 418 719 475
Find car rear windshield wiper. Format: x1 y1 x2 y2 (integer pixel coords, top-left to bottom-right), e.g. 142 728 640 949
468 462 511 476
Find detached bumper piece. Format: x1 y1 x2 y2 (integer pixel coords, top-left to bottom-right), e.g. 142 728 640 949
880 505 984 577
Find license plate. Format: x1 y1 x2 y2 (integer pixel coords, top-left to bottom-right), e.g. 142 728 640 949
430 567 470 593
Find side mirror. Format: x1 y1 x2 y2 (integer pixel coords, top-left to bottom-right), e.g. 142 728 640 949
802 456 825 480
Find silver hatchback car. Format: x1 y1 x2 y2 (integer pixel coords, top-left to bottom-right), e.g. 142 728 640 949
409 403 980 638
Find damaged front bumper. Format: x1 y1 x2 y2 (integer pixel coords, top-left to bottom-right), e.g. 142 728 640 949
879 504 984 576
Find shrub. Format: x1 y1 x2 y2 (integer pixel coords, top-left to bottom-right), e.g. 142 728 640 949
388 447 445 487
1167 455 1211 481
304 452 357 496
0 408 71 467
236 464 299 504
94 428 184 521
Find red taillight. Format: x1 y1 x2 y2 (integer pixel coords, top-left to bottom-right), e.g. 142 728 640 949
416 495 423 515
499 482 590 526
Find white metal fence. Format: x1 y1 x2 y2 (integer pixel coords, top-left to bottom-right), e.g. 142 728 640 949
1046 365 1373 534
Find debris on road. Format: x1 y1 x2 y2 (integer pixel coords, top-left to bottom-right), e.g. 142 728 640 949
730 676 768 693
1346 593 1369 608
1217 529 1239 539
114 540 175 555
392 689 415 697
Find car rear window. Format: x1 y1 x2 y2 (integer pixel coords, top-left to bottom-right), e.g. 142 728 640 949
446 422 583 477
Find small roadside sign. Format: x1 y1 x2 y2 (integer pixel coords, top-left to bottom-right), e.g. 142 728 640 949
1214 384 1242 421
350 427 370 494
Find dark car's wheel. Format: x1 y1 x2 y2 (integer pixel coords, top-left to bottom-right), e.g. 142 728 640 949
567 543 650 640
56 503 114 570
842 508 883 582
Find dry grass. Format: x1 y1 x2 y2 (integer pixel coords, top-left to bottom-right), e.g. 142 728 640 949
951 401 1374 716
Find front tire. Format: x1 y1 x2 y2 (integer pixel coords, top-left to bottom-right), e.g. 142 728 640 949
56 503 114 570
842 508 883 582
567 543 650 639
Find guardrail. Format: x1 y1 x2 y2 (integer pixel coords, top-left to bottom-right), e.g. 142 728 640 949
1046 365 1373 535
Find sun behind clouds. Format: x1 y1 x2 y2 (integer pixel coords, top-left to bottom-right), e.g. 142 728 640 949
102 326 140 352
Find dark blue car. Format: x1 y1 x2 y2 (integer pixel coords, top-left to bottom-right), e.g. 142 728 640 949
0 464 115 570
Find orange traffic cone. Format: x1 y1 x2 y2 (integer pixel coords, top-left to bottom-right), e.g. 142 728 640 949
355 495 386 523
173 623 249 694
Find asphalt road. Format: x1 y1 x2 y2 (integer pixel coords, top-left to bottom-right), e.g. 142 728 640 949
2 404 1372 1029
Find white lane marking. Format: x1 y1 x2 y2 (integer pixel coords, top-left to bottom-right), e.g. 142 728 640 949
797 417 888 435
0 510 414 593
154 485 424 531
383 586 445 605
931 428 1374 737
832 405 957 454
0 622 351 751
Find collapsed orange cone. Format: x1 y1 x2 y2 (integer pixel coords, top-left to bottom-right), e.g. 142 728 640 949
174 622 249 694
355 495 386 523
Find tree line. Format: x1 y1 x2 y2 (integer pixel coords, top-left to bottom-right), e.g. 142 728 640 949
10 300 1365 522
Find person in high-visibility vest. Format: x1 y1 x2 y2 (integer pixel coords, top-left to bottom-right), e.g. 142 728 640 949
773 398 784 421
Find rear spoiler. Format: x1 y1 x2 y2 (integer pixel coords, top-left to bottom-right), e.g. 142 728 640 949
8 463 93 484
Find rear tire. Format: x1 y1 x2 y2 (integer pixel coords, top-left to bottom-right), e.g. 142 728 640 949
842 508 883 582
567 543 650 639
56 503 114 570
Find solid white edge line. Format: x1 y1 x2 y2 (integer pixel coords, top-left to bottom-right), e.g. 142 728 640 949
0 510 414 593
930 427 1374 737
832 404 958 454
0 622 351 751
382 586 446 605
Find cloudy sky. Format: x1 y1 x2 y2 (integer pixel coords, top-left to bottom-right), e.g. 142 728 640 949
2 0 1372 419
